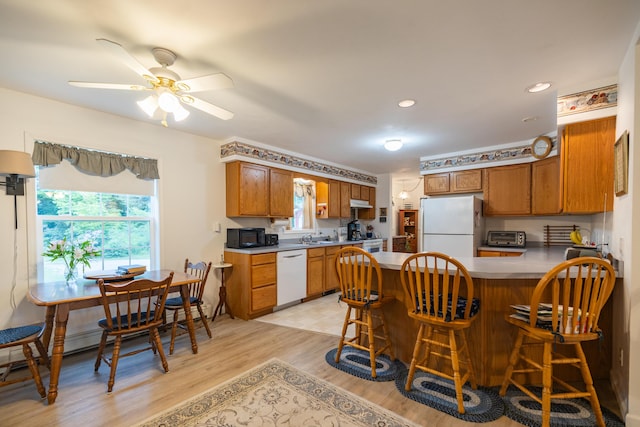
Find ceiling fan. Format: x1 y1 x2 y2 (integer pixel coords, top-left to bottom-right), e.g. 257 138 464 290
69 38 234 127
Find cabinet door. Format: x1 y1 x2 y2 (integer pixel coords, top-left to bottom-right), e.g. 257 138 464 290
359 185 369 202
269 168 293 217
328 180 341 218
226 162 269 217
483 164 531 215
324 246 340 291
307 250 325 297
425 173 450 194
350 184 361 200
451 170 482 193
340 181 351 218
531 156 561 215
562 116 615 213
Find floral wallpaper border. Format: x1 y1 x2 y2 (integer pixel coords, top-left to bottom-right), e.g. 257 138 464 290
221 140 377 185
420 137 557 172
557 84 617 117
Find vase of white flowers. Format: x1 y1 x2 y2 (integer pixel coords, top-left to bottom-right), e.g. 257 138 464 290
43 238 101 283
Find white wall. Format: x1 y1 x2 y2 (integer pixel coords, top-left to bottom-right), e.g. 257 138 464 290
616 23 640 425
0 88 229 352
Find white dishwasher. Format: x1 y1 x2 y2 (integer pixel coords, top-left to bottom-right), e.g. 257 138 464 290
277 249 307 307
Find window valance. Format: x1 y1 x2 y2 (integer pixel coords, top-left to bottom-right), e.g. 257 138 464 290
32 141 159 180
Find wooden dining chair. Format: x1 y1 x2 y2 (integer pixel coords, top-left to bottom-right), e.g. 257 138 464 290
399 252 479 414
334 246 394 378
165 259 212 355
94 272 174 392
499 256 616 427
0 323 49 398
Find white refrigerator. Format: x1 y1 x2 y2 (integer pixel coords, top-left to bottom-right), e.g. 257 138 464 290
420 195 484 258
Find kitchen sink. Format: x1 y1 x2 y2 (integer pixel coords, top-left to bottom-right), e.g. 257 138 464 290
309 241 335 245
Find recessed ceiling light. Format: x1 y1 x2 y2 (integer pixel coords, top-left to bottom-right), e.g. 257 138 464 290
522 116 539 122
384 139 403 151
526 82 552 93
398 99 416 108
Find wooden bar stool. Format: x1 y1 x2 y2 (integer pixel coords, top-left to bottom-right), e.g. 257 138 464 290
334 246 394 378
499 256 616 427
400 252 479 414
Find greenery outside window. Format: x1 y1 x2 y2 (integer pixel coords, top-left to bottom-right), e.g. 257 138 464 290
37 189 156 282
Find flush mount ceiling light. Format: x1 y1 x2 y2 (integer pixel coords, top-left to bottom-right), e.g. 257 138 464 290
526 82 552 93
384 139 403 151
398 99 416 108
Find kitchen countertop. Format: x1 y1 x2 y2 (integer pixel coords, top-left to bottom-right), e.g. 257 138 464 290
224 244 619 279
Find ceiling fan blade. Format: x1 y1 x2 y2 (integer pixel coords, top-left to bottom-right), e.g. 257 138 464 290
183 96 234 120
68 81 149 90
96 38 159 84
176 73 234 92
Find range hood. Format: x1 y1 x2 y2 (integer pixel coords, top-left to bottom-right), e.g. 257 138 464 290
350 199 373 209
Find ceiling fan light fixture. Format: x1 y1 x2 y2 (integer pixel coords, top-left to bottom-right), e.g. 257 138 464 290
173 103 190 122
137 95 159 117
384 139 403 151
157 90 180 113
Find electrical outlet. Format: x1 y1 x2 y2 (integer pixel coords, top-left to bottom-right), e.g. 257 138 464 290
619 237 624 258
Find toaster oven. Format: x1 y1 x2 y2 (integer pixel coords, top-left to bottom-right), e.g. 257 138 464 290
486 231 526 248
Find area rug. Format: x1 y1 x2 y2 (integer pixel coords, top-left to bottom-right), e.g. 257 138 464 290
325 347 405 382
394 369 505 423
136 358 420 427
500 385 625 427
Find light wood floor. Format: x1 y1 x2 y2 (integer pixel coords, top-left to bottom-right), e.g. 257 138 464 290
1 302 621 426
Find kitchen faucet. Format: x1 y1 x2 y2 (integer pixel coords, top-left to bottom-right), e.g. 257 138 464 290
300 234 313 244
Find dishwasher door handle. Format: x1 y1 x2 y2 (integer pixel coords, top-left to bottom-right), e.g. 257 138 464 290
282 254 304 259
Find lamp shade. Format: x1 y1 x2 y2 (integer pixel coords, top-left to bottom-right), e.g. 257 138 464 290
0 150 35 177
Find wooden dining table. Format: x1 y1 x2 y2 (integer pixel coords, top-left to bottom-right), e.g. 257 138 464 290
27 269 200 404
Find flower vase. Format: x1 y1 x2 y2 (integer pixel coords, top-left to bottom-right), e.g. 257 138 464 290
64 265 79 284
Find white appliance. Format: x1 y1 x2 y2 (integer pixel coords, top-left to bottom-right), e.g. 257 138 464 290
361 239 383 253
420 195 484 258
276 249 307 307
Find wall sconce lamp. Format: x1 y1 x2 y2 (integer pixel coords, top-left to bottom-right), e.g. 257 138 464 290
0 150 36 228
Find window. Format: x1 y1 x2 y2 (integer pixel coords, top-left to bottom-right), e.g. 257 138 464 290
36 188 156 282
290 178 316 232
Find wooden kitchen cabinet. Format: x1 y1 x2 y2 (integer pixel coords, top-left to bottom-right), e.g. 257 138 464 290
269 168 294 217
324 245 340 292
398 210 419 253
424 170 482 195
340 181 351 218
531 156 562 215
223 251 277 319
358 185 376 220
562 116 616 213
226 161 294 218
483 163 531 215
226 161 269 217
477 249 524 257
307 247 325 297
350 183 361 200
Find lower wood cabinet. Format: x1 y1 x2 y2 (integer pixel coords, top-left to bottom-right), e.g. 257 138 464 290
224 251 277 320
477 249 524 257
307 247 325 297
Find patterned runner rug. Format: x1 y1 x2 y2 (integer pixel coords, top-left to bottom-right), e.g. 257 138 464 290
136 358 420 427
325 347 405 382
500 385 625 427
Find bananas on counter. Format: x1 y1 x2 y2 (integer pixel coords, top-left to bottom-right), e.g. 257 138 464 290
570 230 583 245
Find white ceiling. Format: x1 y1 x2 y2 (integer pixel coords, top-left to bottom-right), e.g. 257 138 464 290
1 1 639 178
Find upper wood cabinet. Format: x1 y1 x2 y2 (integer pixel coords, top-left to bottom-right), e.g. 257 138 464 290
562 116 616 213
483 163 531 216
531 156 562 215
226 161 269 217
269 168 293 217
340 181 351 218
350 183 361 200
424 170 482 195
226 161 293 217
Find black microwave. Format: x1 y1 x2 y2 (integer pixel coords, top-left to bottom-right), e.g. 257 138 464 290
227 227 266 249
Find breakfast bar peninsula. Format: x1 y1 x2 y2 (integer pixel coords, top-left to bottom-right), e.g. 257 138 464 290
371 248 618 387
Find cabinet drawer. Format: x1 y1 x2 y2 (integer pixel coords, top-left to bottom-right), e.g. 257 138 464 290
251 263 276 288
251 253 276 266
251 285 276 311
307 247 325 258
